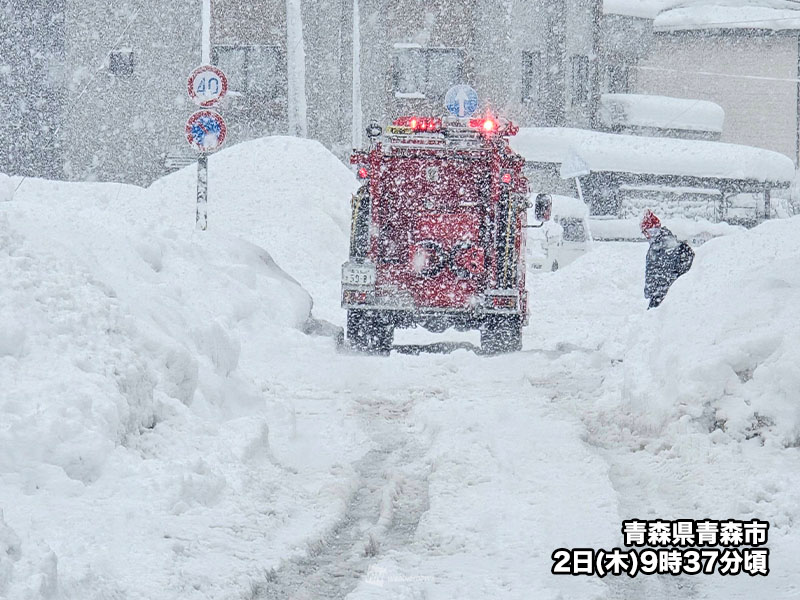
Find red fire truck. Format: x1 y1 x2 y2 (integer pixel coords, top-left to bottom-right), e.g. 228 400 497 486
342 114 533 354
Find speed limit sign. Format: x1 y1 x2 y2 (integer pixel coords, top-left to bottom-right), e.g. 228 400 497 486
187 65 228 107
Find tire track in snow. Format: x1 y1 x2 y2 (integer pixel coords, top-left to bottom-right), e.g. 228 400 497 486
555 355 701 600
249 391 431 600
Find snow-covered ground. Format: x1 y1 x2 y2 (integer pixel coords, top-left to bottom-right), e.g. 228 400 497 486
1 136 798 599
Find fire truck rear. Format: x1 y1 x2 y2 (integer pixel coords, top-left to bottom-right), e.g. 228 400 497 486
342 114 531 354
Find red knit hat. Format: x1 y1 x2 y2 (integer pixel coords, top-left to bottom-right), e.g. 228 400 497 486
640 210 661 235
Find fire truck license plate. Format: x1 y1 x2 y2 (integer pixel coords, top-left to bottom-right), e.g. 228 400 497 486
342 263 376 286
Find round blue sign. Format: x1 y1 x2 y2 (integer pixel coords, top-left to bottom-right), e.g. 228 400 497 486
445 85 479 118
185 110 227 152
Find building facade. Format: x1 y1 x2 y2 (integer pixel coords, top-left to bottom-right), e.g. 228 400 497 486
356 0 601 139
632 29 799 163
0 0 66 179
57 0 200 184
3 0 602 185
601 0 800 164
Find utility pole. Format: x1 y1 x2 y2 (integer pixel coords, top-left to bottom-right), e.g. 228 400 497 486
202 0 210 64
590 0 603 130
793 33 799 220
352 0 362 149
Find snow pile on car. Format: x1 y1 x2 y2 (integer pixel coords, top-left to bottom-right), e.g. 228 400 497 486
0 137 362 599
618 216 800 446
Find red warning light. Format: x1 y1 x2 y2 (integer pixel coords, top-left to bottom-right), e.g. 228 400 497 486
469 117 499 133
392 116 442 132
357 167 369 179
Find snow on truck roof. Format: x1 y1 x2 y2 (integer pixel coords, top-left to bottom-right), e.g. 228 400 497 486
512 127 795 185
599 94 724 133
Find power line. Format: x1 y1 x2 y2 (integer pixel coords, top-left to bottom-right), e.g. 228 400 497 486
632 64 800 85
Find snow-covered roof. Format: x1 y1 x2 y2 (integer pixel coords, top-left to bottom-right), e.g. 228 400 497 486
512 127 795 184
604 0 800 30
599 94 725 133
656 1 800 31
604 0 676 18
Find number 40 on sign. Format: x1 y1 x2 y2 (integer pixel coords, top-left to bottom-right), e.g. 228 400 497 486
187 65 228 107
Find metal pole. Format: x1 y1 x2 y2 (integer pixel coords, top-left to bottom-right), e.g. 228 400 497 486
197 154 208 230
575 176 585 205
202 0 211 64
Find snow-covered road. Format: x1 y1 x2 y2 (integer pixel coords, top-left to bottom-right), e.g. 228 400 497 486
1 138 798 600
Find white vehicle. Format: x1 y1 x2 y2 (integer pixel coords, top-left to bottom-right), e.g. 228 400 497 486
527 194 591 272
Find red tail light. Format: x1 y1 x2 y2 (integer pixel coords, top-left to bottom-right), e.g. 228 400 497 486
343 289 369 304
492 295 517 309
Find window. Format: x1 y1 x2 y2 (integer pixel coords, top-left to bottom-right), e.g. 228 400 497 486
109 49 134 76
604 63 629 94
392 47 463 99
570 55 589 108
521 50 541 104
212 45 282 96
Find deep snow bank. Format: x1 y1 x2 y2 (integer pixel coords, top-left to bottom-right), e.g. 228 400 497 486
149 136 358 322
617 216 800 446
0 137 363 599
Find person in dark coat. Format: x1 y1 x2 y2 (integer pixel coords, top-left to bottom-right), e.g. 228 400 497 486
641 210 695 309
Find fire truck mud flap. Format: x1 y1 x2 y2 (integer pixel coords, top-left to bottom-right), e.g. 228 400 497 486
303 317 345 347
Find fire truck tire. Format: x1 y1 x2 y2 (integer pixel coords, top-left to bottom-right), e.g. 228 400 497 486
480 315 523 355
347 310 394 355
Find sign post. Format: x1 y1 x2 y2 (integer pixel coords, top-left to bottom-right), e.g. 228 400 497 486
186 65 228 230
197 154 208 230
185 109 227 230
